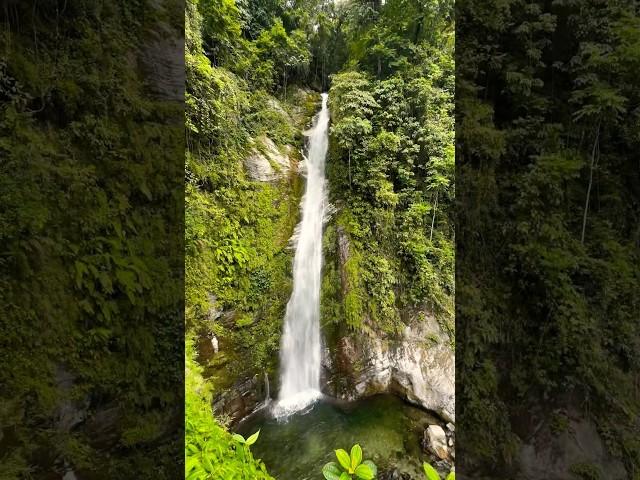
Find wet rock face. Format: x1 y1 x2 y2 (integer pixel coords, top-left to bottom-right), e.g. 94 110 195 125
322 226 455 424
323 313 455 424
212 375 265 424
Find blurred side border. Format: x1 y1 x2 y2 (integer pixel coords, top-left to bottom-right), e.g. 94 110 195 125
456 0 640 478
0 1 185 478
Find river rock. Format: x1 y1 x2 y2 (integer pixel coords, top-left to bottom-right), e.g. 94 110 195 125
424 425 450 461
244 136 294 182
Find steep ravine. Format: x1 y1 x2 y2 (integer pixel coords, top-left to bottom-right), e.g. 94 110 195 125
207 90 456 474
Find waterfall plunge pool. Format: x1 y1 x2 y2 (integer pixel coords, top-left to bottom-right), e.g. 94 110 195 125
236 394 439 480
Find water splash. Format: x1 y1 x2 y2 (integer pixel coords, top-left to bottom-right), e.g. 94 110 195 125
273 93 330 417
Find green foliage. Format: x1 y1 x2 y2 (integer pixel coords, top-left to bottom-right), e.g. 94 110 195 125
187 0 456 477
324 1 455 335
185 339 273 480
185 1 329 478
458 0 640 473
322 444 377 480
423 462 439 480
1 1 183 476
569 463 602 480
422 461 454 480
197 0 243 60
255 19 311 92
185 0 313 386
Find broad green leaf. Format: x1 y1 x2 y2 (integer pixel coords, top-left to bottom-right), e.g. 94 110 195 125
202 455 214 473
363 460 377 477
446 472 455 480
423 462 440 480
336 449 351 471
186 443 199 454
323 462 344 480
339 473 351 480
350 444 363 469
232 433 246 444
186 467 206 480
354 463 374 480
246 430 260 446
185 456 199 473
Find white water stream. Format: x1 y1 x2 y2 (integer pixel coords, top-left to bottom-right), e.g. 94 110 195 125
273 93 330 417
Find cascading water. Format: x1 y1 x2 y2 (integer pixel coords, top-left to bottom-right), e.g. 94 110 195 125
273 93 330 417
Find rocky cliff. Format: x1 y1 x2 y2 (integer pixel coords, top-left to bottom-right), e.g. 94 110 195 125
322 312 455 423
321 224 455 424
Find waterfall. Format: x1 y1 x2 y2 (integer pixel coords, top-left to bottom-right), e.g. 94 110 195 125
273 93 330 417
264 371 271 404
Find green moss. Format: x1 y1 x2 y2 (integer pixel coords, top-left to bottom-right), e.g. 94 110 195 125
344 248 366 330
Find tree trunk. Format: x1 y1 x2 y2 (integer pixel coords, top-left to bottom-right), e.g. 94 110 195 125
414 17 424 44
314 58 318 85
348 149 352 188
283 69 287 99
581 120 601 244
430 192 438 242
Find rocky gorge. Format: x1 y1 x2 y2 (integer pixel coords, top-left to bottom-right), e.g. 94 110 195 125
184 69 458 477
202 93 456 477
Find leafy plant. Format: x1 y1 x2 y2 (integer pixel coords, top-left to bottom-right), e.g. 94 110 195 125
232 431 261 447
322 444 377 480
423 462 455 480
185 339 273 480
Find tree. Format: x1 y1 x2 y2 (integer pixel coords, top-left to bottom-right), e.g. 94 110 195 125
255 19 311 94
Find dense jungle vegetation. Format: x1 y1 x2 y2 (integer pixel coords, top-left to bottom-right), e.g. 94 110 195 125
1 1 183 478
185 0 454 476
457 0 640 476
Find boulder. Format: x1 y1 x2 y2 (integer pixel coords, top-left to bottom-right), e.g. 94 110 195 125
244 136 294 182
212 375 264 424
425 425 450 461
